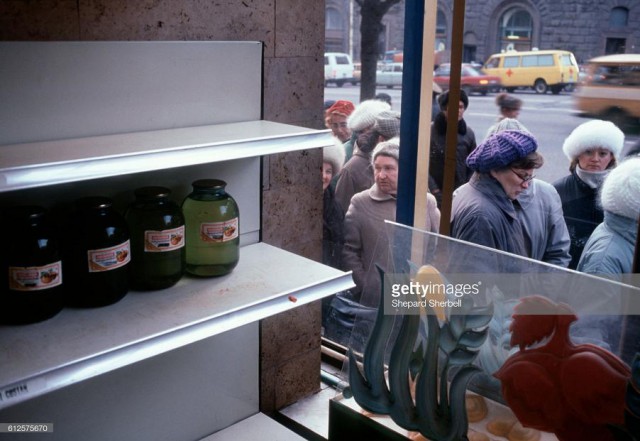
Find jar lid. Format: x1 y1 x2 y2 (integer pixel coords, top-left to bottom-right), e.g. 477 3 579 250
4 205 46 221
134 186 171 200
76 196 113 210
192 179 227 189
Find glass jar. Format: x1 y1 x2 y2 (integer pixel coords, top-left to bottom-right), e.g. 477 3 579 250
66 196 130 307
125 186 185 290
0 206 65 325
182 179 240 276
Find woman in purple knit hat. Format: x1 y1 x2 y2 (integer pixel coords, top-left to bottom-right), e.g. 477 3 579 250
450 130 544 257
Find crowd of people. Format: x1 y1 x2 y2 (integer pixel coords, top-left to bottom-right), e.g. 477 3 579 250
321 92 640 347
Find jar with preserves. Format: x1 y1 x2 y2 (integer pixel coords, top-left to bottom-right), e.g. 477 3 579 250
65 196 130 307
125 186 185 290
182 179 239 276
0 206 65 324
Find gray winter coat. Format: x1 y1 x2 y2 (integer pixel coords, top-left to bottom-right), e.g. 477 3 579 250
577 211 638 275
451 173 527 257
517 179 571 267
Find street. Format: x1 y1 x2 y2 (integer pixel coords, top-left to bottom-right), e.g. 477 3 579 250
325 84 640 184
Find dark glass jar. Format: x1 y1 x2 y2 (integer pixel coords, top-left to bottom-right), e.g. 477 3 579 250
65 196 130 307
182 179 239 277
0 206 65 325
125 186 185 290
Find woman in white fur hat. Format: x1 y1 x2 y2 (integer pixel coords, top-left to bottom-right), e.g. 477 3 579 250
577 156 640 275
552 119 624 269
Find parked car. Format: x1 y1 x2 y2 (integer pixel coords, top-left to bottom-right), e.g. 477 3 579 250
433 63 502 95
324 52 356 87
376 62 403 88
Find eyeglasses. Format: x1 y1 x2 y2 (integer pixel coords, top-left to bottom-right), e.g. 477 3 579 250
510 168 535 184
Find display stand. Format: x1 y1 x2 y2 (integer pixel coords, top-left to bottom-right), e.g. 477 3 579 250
0 41 353 440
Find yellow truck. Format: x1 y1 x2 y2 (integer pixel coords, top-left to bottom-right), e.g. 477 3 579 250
482 49 579 94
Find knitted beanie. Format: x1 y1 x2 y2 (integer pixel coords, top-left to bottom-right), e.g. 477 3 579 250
326 99 355 118
600 156 640 220
438 89 469 110
373 110 401 140
323 137 346 175
466 130 538 173
372 137 400 165
348 99 391 132
562 119 624 161
485 118 530 139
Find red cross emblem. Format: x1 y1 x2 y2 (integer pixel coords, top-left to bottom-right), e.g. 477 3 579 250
506 68 513 77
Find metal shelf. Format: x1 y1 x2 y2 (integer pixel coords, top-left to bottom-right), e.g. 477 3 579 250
0 120 332 193
0 242 354 410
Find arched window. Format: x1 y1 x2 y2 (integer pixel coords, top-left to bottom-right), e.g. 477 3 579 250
497 8 533 52
609 7 629 28
325 7 343 31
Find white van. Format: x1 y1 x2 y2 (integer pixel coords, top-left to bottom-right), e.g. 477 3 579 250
324 52 356 87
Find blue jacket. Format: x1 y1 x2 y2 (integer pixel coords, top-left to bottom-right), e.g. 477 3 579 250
577 211 638 275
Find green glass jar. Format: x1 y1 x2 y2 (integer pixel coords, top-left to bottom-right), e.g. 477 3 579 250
182 179 239 277
66 196 130 307
126 186 185 290
0 206 65 325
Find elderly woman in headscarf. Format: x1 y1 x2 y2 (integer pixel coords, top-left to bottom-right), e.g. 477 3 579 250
552 120 624 269
451 130 544 257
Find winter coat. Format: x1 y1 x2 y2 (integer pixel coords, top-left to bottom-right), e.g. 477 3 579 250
577 211 638 275
517 179 571 267
342 183 396 307
451 173 527 258
429 112 477 204
323 185 345 269
553 171 603 269
334 148 374 215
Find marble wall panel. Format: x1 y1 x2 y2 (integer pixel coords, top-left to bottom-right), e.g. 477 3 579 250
0 0 79 39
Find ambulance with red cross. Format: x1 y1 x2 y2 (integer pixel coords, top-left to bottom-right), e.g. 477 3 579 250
482 49 579 95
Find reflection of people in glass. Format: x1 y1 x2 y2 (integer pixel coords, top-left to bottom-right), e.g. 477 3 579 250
577 156 640 275
451 130 543 257
553 120 624 269
342 139 399 307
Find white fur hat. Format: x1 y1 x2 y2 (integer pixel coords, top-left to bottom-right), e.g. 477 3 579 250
347 99 391 132
323 137 346 175
562 120 624 161
600 156 640 220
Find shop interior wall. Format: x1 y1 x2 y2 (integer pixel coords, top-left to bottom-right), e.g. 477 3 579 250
0 0 327 414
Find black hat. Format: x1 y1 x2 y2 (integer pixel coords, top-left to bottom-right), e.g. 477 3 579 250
438 89 469 111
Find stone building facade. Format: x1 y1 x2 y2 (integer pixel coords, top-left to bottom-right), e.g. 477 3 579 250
328 0 640 65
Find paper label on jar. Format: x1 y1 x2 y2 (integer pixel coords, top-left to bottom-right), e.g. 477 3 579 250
144 225 185 252
87 240 131 272
8 261 63 291
200 218 239 243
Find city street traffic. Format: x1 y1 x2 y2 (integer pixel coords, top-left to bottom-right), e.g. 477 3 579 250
325 85 640 184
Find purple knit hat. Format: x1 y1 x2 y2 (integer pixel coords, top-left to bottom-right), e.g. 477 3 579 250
466 130 538 173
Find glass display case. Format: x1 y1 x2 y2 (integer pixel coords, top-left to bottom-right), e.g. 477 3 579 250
327 221 640 441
